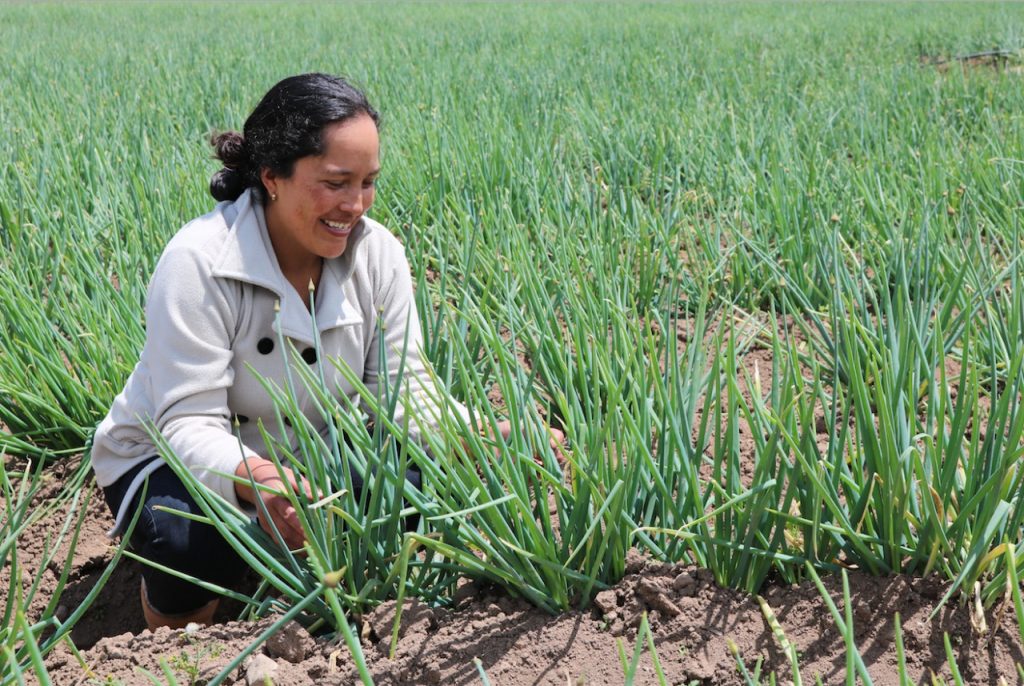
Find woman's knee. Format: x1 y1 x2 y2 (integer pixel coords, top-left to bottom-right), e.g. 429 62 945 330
140 495 204 560
105 465 245 581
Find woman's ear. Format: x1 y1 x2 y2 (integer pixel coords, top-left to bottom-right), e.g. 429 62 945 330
259 167 277 198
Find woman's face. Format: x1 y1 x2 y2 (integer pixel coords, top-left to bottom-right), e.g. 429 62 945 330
261 113 380 272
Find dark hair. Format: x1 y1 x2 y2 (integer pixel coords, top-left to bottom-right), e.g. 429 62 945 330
209 73 380 202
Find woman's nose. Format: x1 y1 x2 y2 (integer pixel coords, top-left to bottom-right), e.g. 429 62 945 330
340 190 362 214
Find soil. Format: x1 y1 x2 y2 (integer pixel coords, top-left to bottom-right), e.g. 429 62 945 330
6 466 1019 686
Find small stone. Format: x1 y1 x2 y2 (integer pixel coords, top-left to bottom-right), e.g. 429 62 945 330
487 603 503 616
183 622 203 636
593 590 618 614
266 620 315 663
672 572 696 595
244 653 279 686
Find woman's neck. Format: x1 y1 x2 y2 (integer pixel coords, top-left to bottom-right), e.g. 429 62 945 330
283 261 322 312
265 215 323 310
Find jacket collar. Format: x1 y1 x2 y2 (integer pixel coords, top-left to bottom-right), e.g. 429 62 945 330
210 189 365 345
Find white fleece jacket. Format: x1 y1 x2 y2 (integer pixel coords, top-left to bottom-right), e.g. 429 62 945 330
91 189 467 526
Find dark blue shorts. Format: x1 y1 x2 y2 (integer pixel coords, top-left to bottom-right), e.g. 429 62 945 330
102 458 249 614
102 455 423 615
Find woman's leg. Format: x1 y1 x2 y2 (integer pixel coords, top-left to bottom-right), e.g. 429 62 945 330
102 459 249 630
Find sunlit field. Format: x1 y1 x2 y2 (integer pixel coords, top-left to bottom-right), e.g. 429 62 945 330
2 2 1024 683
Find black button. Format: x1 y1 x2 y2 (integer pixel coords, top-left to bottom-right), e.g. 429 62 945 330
257 337 274 355
301 347 317 365
235 414 249 424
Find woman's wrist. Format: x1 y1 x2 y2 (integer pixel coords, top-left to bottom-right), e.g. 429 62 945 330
234 457 278 503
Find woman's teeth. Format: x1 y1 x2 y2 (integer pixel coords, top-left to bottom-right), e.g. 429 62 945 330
322 219 351 234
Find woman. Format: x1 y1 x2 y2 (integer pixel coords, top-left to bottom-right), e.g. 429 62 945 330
91 74 560 631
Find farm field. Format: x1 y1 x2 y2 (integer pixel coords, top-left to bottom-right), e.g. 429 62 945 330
3 1 1024 684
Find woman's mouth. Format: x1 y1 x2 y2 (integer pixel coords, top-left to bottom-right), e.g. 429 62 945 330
321 218 354 237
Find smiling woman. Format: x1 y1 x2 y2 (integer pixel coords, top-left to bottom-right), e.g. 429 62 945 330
87 73 552 632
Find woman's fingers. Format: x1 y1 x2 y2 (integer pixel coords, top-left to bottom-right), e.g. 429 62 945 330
548 427 569 466
275 501 305 548
270 501 305 549
295 475 315 500
278 470 315 502
495 418 570 466
256 478 307 549
531 426 568 466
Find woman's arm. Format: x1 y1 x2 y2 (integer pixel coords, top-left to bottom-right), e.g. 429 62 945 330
234 457 311 550
143 241 261 510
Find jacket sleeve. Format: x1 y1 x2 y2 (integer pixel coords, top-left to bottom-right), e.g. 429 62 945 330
142 243 259 511
361 240 471 444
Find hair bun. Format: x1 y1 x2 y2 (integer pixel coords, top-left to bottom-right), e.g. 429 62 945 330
209 131 250 202
210 130 247 170
209 167 248 203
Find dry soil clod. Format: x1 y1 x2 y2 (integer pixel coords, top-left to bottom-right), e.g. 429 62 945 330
636 577 682 617
244 653 279 686
266 620 315 663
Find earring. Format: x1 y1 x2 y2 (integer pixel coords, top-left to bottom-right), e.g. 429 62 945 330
270 192 278 202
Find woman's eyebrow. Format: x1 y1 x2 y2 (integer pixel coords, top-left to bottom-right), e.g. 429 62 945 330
323 165 381 176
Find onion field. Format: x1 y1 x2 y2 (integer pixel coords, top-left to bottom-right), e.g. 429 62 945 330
2 2 1024 684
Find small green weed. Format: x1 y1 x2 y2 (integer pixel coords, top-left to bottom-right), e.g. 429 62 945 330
166 634 225 686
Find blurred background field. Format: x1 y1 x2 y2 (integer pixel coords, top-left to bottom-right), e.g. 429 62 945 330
2 2 1024 684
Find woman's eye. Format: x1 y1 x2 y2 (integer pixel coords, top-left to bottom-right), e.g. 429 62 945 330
363 180 377 189
326 181 346 190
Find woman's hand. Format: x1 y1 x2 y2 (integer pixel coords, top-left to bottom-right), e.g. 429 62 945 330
495 420 568 466
235 458 312 550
